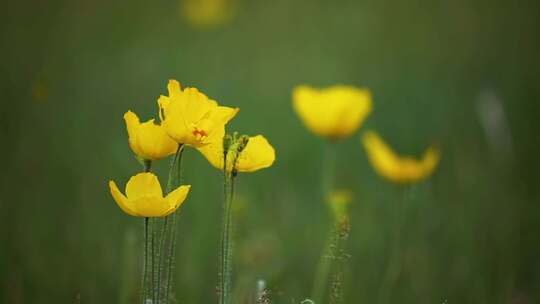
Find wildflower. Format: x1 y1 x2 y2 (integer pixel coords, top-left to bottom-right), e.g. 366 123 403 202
293 85 372 139
124 111 178 160
109 172 191 217
181 0 237 29
198 134 275 173
361 131 440 184
158 80 238 148
327 189 352 224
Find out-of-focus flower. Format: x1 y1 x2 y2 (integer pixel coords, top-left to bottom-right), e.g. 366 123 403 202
109 172 191 217
327 189 352 223
32 80 48 103
123 111 178 161
181 0 237 29
293 85 372 140
198 134 275 173
362 131 440 184
158 80 238 148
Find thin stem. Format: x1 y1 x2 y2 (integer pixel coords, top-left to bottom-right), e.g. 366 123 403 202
312 143 338 303
142 217 149 303
157 145 183 303
219 172 235 304
151 218 157 304
163 145 184 303
219 146 238 304
377 186 408 304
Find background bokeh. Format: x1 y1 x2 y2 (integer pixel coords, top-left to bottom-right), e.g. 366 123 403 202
1 0 540 303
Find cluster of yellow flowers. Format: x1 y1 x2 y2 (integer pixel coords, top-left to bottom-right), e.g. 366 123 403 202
293 84 440 184
109 80 275 217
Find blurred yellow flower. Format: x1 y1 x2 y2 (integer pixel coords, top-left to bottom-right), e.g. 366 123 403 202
327 189 352 222
124 111 178 160
158 80 239 148
362 131 440 184
181 0 237 29
109 172 191 217
198 134 276 173
293 85 372 139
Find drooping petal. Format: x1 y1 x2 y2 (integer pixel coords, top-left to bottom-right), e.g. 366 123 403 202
109 180 138 216
125 172 163 200
236 135 276 172
130 196 172 217
362 131 440 184
164 185 191 215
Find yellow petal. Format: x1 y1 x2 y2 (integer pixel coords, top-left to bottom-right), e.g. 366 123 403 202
293 85 372 139
196 127 225 169
123 111 144 157
362 131 440 183
195 106 239 145
125 172 163 200
182 88 218 124
136 119 178 160
158 95 170 121
236 135 276 172
168 79 182 98
420 146 441 177
109 180 138 216
164 185 191 215
130 196 172 217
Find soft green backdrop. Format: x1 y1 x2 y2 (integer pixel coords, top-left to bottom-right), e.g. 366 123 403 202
1 0 539 303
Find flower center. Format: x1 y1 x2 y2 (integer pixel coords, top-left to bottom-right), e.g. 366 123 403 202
192 128 208 141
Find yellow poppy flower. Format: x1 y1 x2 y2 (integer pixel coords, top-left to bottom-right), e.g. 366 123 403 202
123 111 178 160
292 85 372 139
362 131 440 184
109 172 191 217
181 0 237 29
197 134 275 173
158 80 239 148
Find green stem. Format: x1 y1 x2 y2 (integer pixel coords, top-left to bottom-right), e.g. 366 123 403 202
157 145 183 303
377 186 408 304
151 218 157 304
142 217 149 303
141 160 151 304
220 171 235 304
312 143 338 303
163 146 184 302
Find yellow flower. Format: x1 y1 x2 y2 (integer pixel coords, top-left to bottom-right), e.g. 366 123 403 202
109 172 191 217
197 134 276 173
158 80 239 148
362 131 440 184
181 0 237 29
124 111 178 160
292 85 372 139
327 189 353 223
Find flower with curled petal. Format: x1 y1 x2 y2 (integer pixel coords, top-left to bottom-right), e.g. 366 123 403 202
362 131 440 184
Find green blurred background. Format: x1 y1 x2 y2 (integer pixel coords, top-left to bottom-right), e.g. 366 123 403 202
1 0 539 303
